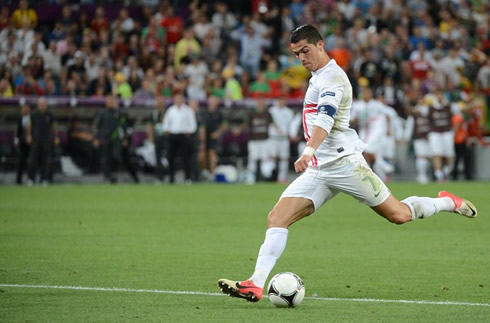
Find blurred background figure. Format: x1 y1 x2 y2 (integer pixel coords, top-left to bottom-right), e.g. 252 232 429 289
93 95 138 183
66 117 97 174
351 87 387 170
376 93 402 182
27 97 59 186
10 0 37 29
404 97 432 184
188 99 203 182
247 97 272 182
202 95 223 180
268 95 294 183
427 91 455 182
452 98 489 180
120 107 140 183
162 93 197 184
146 96 167 183
93 95 120 183
15 103 31 184
451 102 471 181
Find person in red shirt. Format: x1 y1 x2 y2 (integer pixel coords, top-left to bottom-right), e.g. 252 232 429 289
409 43 432 81
0 7 10 30
16 67 44 96
467 98 489 144
160 6 183 46
112 34 129 61
90 6 109 37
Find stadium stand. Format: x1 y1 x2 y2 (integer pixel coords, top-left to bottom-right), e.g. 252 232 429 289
0 0 488 183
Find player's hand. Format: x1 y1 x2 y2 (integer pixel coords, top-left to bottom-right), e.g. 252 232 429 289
93 139 99 147
26 134 32 145
294 154 312 173
54 137 60 146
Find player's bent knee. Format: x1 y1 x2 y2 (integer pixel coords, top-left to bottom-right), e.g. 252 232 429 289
267 209 287 228
386 212 410 225
267 204 314 228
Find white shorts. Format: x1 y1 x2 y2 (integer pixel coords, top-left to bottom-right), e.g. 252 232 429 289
281 153 390 210
268 137 290 159
413 138 432 158
248 140 269 161
428 131 454 157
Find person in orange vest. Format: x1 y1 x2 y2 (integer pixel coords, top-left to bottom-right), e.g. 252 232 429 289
451 104 471 180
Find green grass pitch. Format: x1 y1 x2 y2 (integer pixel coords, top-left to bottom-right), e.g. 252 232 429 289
0 182 489 322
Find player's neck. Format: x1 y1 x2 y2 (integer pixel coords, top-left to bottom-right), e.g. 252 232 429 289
314 54 330 72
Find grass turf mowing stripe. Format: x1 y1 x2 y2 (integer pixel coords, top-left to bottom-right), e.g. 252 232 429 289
1 284 489 307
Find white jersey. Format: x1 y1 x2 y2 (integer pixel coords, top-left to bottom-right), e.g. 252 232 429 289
382 104 402 141
269 105 295 138
351 99 387 152
303 59 366 166
351 99 386 133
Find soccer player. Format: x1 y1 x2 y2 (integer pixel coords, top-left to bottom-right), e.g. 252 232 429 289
404 96 432 184
427 90 455 182
268 96 295 183
247 97 273 181
218 25 478 303
351 87 392 179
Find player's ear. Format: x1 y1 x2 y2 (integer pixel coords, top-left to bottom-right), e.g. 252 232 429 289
316 40 324 51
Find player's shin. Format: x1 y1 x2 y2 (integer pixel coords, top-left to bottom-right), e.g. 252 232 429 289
401 196 455 220
249 227 289 288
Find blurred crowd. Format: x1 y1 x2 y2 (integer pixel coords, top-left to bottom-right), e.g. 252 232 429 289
1 0 489 184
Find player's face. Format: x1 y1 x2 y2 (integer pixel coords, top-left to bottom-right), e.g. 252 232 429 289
290 39 324 72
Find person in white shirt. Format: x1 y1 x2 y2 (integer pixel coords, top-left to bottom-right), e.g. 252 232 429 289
351 87 386 164
351 87 394 181
439 48 465 87
218 24 478 303
379 100 402 177
183 54 208 101
211 2 238 39
268 96 295 183
42 40 62 77
162 93 197 183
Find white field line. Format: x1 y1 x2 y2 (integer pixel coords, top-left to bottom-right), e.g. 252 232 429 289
1 284 489 308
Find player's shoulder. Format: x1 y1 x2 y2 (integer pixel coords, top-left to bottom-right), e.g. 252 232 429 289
316 60 348 83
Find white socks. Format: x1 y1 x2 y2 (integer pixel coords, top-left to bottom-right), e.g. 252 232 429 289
415 158 429 183
249 227 289 288
435 169 444 181
402 196 455 220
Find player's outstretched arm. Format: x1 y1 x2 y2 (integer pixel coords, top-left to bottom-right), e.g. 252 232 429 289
294 126 328 172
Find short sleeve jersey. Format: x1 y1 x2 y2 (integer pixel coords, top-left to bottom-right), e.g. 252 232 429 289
303 59 366 166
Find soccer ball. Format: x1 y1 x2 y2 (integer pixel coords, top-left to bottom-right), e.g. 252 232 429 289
267 272 305 307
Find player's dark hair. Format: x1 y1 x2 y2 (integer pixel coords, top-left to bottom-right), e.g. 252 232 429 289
289 24 323 45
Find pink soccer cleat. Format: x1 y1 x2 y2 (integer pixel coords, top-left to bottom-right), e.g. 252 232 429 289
218 279 263 302
438 191 477 218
